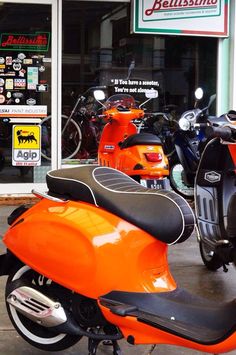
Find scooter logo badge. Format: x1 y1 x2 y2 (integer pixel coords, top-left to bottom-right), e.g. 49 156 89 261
204 171 221 183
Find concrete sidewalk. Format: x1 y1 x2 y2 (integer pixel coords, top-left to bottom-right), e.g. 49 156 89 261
1 204 236 354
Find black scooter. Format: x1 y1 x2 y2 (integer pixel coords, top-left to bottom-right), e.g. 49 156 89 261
165 89 216 199
195 114 236 271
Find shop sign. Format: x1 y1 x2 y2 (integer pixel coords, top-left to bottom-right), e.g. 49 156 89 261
0 105 47 117
0 32 50 51
132 0 229 37
12 125 41 166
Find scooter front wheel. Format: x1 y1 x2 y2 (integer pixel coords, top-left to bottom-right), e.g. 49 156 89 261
169 163 194 199
199 240 223 271
5 263 82 351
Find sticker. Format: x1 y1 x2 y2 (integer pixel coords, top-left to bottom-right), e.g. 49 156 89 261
13 58 22 63
36 84 48 92
18 53 26 60
0 64 5 69
6 91 11 98
43 57 51 63
39 65 45 72
14 78 26 89
32 54 45 60
0 71 15 77
0 57 4 64
19 69 26 77
5 79 14 90
0 105 47 117
13 92 23 99
27 67 38 90
6 56 12 65
12 125 41 167
15 98 20 104
0 94 5 104
23 58 33 65
26 98 36 105
13 62 22 71
27 83 36 90
0 78 5 86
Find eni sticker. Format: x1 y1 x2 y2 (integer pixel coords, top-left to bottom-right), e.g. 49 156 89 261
12 125 41 166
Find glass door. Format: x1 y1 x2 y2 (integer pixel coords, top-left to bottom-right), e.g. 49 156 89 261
0 0 59 193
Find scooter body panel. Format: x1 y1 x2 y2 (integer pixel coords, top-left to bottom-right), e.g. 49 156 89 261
112 144 169 177
3 198 176 298
195 138 236 242
98 119 137 168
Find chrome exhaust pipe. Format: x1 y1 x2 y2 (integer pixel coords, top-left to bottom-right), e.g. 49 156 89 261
7 285 123 341
7 286 67 327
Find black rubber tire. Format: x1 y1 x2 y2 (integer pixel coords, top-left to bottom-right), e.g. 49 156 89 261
169 162 194 199
199 240 223 271
5 264 82 352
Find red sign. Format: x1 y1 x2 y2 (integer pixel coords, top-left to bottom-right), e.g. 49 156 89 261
0 32 50 51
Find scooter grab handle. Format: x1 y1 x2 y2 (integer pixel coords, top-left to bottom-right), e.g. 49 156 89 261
205 125 235 140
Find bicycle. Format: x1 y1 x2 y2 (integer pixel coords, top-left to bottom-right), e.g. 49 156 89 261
41 87 106 161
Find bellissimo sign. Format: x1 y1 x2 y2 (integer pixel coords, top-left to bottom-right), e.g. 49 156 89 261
0 32 50 51
132 0 229 37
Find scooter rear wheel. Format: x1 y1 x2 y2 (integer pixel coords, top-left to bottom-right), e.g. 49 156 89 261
199 240 223 271
169 163 194 199
5 264 82 351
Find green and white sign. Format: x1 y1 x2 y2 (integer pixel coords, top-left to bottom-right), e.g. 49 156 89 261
132 0 229 37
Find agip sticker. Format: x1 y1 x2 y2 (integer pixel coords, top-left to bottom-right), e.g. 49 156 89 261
12 125 41 166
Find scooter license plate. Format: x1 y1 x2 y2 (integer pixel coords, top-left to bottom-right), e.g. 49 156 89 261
140 178 170 190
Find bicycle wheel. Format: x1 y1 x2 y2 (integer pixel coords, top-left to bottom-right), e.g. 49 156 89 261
41 115 82 160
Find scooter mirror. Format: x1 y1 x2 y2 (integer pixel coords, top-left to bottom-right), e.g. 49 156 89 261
194 87 204 100
179 117 191 131
94 90 106 101
145 89 158 99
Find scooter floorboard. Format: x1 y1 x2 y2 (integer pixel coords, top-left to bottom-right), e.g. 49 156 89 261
100 288 236 345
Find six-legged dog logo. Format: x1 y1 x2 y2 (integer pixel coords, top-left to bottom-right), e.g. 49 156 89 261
17 130 37 144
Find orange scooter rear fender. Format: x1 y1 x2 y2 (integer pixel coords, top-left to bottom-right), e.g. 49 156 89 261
98 305 236 353
3 198 176 298
117 145 169 177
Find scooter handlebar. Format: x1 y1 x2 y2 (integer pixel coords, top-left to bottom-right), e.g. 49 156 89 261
205 125 236 140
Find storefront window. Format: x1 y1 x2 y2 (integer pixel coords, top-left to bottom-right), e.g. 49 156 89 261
61 0 217 163
0 3 51 184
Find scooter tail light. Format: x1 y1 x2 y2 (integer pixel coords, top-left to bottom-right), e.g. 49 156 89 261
145 153 162 162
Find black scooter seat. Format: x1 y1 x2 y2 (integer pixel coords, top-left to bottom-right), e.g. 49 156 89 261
46 166 194 245
99 288 236 345
120 133 162 149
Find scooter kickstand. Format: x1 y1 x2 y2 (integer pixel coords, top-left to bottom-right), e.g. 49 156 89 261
144 344 156 354
88 338 101 355
88 338 122 355
102 340 122 355
112 340 122 355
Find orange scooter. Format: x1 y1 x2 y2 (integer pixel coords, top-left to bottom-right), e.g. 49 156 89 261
95 89 169 189
2 163 236 354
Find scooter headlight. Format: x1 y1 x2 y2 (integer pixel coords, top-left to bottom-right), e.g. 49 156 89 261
179 117 191 131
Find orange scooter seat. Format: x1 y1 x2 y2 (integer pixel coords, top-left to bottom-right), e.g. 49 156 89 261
120 133 162 149
47 166 195 245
